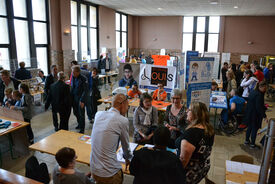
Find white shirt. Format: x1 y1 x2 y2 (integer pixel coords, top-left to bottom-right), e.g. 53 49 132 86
240 76 258 97
4 80 15 91
90 107 132 177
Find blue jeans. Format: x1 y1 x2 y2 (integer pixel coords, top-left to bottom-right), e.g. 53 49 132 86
72 97 85 132
221 109 229 124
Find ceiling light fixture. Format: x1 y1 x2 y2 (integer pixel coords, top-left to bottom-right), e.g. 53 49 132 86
157 7 163 10
234 6 238 8
209 0 218 5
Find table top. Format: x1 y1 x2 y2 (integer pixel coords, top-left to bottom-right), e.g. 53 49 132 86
225 160 259 184
29 130 91 165
98 96 171 111
0 116 29 136
270 84 275 89
0 168 42 184
30 90 44 96
99 72 118 78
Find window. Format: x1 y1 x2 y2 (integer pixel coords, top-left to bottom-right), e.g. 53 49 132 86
71 0 98 62
0 0 49 74
182 16 220 53
116 12 128 53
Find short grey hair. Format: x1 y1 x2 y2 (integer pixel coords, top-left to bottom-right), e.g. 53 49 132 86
58 71 65 80
171 88 182 98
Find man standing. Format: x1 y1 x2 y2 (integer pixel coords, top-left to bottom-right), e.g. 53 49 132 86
221 62 228 91
44 65 58 97
45 72 71 131
14 62 32 80
0 70 21 105
71 66 88 133
90 94 132 184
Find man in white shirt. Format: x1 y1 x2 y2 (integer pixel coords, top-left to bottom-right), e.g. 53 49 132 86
90 93 131 184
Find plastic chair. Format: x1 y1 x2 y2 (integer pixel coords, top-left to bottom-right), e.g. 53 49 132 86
231 155 254 164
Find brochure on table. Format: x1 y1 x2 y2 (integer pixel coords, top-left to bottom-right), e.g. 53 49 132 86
0 118 22 134
117 143 138 163
210 91 228 109
186 57 214 108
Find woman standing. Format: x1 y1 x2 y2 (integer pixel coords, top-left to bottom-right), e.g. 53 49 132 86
91 68 100 121
244 81 268 149
10 83 34 144
240 70 258 101
176 102 215 184
133 93 158 144
226 70 237 97
165 89 187 147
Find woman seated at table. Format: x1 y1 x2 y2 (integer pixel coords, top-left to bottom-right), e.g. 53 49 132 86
52 147 94 184
176 102 215 184
164 89 187 148
133 93 158 144
152 83 167 101
128 84 142 99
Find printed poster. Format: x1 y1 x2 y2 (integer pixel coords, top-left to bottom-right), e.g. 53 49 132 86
183 51 199 89
210 91 228 109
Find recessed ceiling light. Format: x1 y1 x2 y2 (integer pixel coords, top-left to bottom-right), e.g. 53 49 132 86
209 0 218 5
157 7 163 10
234 6 238 8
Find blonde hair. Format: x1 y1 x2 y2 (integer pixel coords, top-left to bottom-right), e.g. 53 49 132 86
4 88 13 95
187 102 214 137
226 70 235 80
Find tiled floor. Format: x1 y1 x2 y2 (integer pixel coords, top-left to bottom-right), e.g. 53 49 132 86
1 78 274 184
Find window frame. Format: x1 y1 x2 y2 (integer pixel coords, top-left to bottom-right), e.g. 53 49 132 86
116 11 128 56
71 0 99 62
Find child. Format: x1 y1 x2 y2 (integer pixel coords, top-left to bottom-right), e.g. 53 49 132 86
128 84 142 98
3 88 15 107
12 90 22 107
10 83 34 144
52 147 94 184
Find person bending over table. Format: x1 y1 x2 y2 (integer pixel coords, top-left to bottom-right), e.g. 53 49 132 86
152 83 167 101
127 84 142 99
90 94 132 184
130 126 185 184
176 102 215 184
52 147 94 184
119 64 137 88
164 89 187 148
133 93 158 144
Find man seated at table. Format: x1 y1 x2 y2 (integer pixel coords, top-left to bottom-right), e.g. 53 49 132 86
119 64 137 88
130 126 185 184
128 84 142 99
211 81 218 91
221 89 246 124
152 83 167 101
53 147 94 184
90 93 132 184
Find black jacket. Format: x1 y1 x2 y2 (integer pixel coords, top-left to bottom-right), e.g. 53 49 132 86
70 74 88 103
14 68 32 80
44 74 57 95
0 77 21 103
45 80 71 112
244 89 266 128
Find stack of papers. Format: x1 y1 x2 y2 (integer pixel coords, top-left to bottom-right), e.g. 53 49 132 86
117 143 138 163
226 160 260 174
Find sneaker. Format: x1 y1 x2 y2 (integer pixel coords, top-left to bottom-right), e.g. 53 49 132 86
238 124 247 129
250 144 261 149
244 140 250 145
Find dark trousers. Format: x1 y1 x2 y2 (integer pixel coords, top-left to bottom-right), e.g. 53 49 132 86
91 95 98 119
72 97 85 132
103 69 111 83
246 124 259 145
85 94 92 121
24 118 34 141
52 110 71 130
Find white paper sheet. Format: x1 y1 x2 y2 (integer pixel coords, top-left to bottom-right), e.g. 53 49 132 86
240 55 249 63
226 160 244 174
226 181 241 184
242 163 260 174
117 143 138 163
144 144 154 148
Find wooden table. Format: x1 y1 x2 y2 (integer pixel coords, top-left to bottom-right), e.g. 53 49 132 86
270 84 275 89
225 160 259 184
0 116 29 136
0 168 42 184
98 97 171 112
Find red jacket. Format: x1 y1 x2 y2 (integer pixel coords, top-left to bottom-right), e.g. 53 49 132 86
254 70 264 82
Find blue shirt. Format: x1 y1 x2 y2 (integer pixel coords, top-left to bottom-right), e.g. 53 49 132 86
71 77 79 96
263 67 270 79
15 100 22 107
229 96 245 114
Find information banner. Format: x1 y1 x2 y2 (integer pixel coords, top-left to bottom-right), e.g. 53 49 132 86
187 57 214 108
210 91 228 109
183 51 199 89
139 64 176 92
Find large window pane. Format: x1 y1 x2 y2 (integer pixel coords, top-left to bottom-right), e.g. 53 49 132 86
182 33 192 51
122 15 127 32
90 28 97 59
116 31 120 48
208 34 219 52
14 19 30 66
36 47 48 75
71 1 77 25
209 16 220 33
0 18 9 44
183 17 193 32
13 0 27 18
90 6 96 27
197 17 205 32
122 32 127 50
33 22 47 44
0 48 10 70
81 4 87 26
71 26 78 60
195 33 205 53
116 13 120 31
32 0 46 21
0 0 6 16
81 27 87 60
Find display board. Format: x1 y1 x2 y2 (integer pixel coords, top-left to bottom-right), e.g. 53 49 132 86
186 57 214 108
116 48 126 65
204 52 220 79
183 51 199 89
209 91 228 109
118 63 140 84
139 64 177 92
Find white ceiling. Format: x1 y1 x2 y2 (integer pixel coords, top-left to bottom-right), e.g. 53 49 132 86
86 0 275 16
